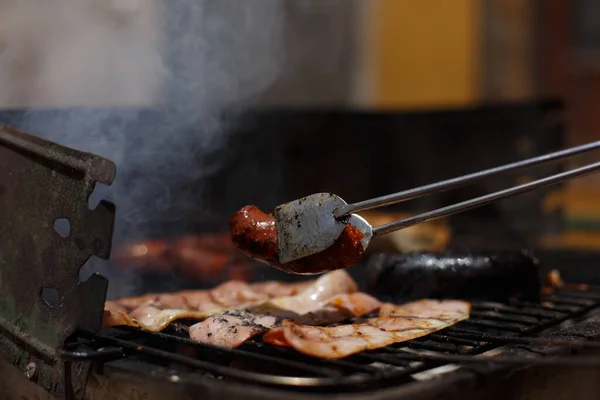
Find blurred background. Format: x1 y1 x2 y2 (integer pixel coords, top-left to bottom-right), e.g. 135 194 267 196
1 0 599 296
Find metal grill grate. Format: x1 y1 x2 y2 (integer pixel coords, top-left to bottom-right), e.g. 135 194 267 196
59 288 600 393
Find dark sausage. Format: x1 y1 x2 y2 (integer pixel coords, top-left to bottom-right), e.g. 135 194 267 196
367 250 541 301
229 205 365 275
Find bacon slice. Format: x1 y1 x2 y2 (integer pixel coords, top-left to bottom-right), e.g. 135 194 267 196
249 280 314 297
253 270 359 316
108 278 311 312
102 280 278 331
189 292 382 348
263 299 470 359
102 270 358 332
102 301 140 328
189 311 280 347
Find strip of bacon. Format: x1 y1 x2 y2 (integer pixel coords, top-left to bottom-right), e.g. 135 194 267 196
102 270 358 332
189 310 280 348
108 279 312 312
102 280 278 331
103 301 141 328
189 292 382 348
263 299 470 359
252 270 359 316
249 280 314 298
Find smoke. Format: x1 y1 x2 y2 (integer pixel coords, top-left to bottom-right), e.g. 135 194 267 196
0 0 284 297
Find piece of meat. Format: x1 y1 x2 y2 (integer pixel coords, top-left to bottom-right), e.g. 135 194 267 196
102 272 356 332
189 311 280 347
114 240 171 270
283 224 365 275
311 292 383 321
102 270 362 333
256 270 359 315
229 205 365 275
110 279 311 314
113 293 161 310
367 250 541 302
171 233 235 253
113 233 253 282
189 292 382 348
249 280 314 297
172 246 233 281
102 280 281 331
229 205 279 265
285 292 383 326
103 299 256 332
209 281 270 306
263 299 470 359
102 301 140 329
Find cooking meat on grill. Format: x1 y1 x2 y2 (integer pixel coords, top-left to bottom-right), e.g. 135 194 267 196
249 280 314 297
190 292 382 348
103 279 294 331
263 299 470 359
229 205 365 274
104 265 473 359
102 270 357 332
367 250 542 302
108 279 313 313
255 268 358 315
189 310 280 349
114 233 254 281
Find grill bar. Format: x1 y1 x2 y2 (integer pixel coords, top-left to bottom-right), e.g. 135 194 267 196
374 348 600 367
470 304 568 319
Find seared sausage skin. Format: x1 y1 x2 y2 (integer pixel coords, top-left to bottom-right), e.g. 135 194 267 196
230 205 365 275
367 250 541 301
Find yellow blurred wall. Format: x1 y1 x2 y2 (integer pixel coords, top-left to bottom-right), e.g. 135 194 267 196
367 0 480 109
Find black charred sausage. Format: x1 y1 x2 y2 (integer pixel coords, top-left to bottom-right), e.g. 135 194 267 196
367 250 541 302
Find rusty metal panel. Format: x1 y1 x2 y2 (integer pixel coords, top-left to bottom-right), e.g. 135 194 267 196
0 125 116 399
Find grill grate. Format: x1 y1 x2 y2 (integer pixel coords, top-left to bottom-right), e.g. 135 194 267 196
60 287 600 393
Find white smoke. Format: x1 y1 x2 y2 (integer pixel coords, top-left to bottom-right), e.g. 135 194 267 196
0 0 284 297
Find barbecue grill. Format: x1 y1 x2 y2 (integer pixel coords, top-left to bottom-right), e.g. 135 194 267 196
4 102 600 400
58 287 600 400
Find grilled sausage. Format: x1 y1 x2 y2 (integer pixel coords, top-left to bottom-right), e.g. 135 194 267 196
367 250 541 301
229 205 279 265
229 205 365 275
114 234 254 282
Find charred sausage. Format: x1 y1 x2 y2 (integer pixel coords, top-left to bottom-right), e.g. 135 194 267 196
367 250 541 301
229 205 365 275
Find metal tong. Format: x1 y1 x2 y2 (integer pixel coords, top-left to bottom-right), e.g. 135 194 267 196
274 141 600 265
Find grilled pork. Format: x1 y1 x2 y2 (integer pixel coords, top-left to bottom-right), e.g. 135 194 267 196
102 270 357 332
114 233 254 282
189 311 280 348
189 292 382 348
104 268 472 359
254 269 359 315
103 279 311 331
263 299 470 359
